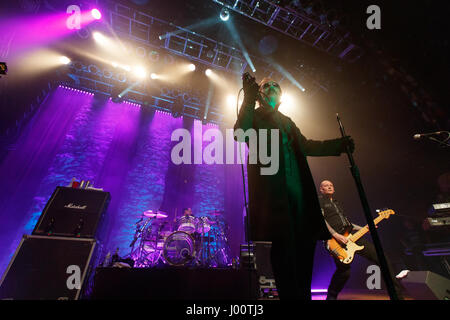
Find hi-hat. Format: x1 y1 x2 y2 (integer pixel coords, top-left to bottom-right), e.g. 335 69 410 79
143 210 168 219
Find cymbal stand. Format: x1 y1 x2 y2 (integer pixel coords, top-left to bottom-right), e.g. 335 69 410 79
137 217 155 267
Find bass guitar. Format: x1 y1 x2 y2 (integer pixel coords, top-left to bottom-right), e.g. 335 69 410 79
326 209 395 264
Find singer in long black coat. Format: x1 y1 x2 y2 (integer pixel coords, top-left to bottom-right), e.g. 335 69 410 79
234 98 348 299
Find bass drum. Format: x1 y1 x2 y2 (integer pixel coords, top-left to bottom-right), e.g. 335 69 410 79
162 231 196 266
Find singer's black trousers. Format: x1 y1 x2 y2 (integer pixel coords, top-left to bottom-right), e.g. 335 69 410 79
270 232 317 300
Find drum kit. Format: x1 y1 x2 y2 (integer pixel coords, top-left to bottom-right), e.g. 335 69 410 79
129 209 231 268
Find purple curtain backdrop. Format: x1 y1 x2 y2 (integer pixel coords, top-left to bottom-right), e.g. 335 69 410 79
0 86 333 290
0 86 248 275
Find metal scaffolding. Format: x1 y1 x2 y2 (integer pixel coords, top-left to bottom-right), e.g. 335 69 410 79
102 0 327 93
47 0 334 123
211 0 363 62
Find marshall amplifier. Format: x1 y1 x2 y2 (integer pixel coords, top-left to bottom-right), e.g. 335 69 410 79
33 187 110 239
0 235 99 300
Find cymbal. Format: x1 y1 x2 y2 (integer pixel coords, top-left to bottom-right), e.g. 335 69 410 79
143 210 168 219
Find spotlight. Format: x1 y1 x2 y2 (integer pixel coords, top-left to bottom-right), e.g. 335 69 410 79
188 63 196 71
112 95 123 103
280 93 294 111
91 8 102 20
227 95 235 108
92 31 107 45
220 8 230 21
122 65 131 72
111 62 118 68
111 83 127 103
133 66 147 79
205 69 212 76
59 56 71 65
150 73 158 79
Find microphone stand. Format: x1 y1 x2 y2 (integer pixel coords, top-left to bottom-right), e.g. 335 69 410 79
336 114 399 300
237 81 254 299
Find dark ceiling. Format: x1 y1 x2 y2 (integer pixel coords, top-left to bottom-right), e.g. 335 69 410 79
126 0 450 103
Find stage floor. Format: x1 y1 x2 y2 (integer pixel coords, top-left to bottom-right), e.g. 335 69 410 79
310 289 412 300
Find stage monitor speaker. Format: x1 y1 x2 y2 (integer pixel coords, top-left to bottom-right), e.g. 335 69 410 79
401 271 450 300
254 241 274 280
32 186 110 239
0 235 98 300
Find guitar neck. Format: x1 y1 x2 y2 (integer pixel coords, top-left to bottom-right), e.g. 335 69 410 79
349 215 385 242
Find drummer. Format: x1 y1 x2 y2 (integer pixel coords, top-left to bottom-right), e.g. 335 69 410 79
174 207 194 222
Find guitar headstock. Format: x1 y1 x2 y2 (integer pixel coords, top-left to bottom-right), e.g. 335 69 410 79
377 209 395 219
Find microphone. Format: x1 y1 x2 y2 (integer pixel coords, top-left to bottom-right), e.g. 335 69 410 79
242 72 259 90
413 131 444 140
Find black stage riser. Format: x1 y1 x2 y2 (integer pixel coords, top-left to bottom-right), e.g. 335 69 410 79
91 267 259 300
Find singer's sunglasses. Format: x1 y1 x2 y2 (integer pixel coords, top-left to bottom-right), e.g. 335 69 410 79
261 82 281 90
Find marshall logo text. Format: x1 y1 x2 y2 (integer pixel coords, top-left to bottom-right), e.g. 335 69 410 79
64 203 87 210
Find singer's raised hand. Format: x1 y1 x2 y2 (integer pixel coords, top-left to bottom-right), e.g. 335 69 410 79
242 72 259 102
341 136 355 153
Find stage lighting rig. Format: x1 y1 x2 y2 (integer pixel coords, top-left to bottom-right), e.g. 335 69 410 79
171 96 184 118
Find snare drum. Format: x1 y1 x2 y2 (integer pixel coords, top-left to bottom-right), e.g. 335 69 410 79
176 215 197 234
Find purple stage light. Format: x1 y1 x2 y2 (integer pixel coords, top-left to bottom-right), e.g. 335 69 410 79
91 9 102 20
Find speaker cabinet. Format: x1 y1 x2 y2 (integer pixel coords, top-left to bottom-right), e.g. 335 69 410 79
401 271 450 300
33 187 110 239
254 241 274 279
0 235 98 300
